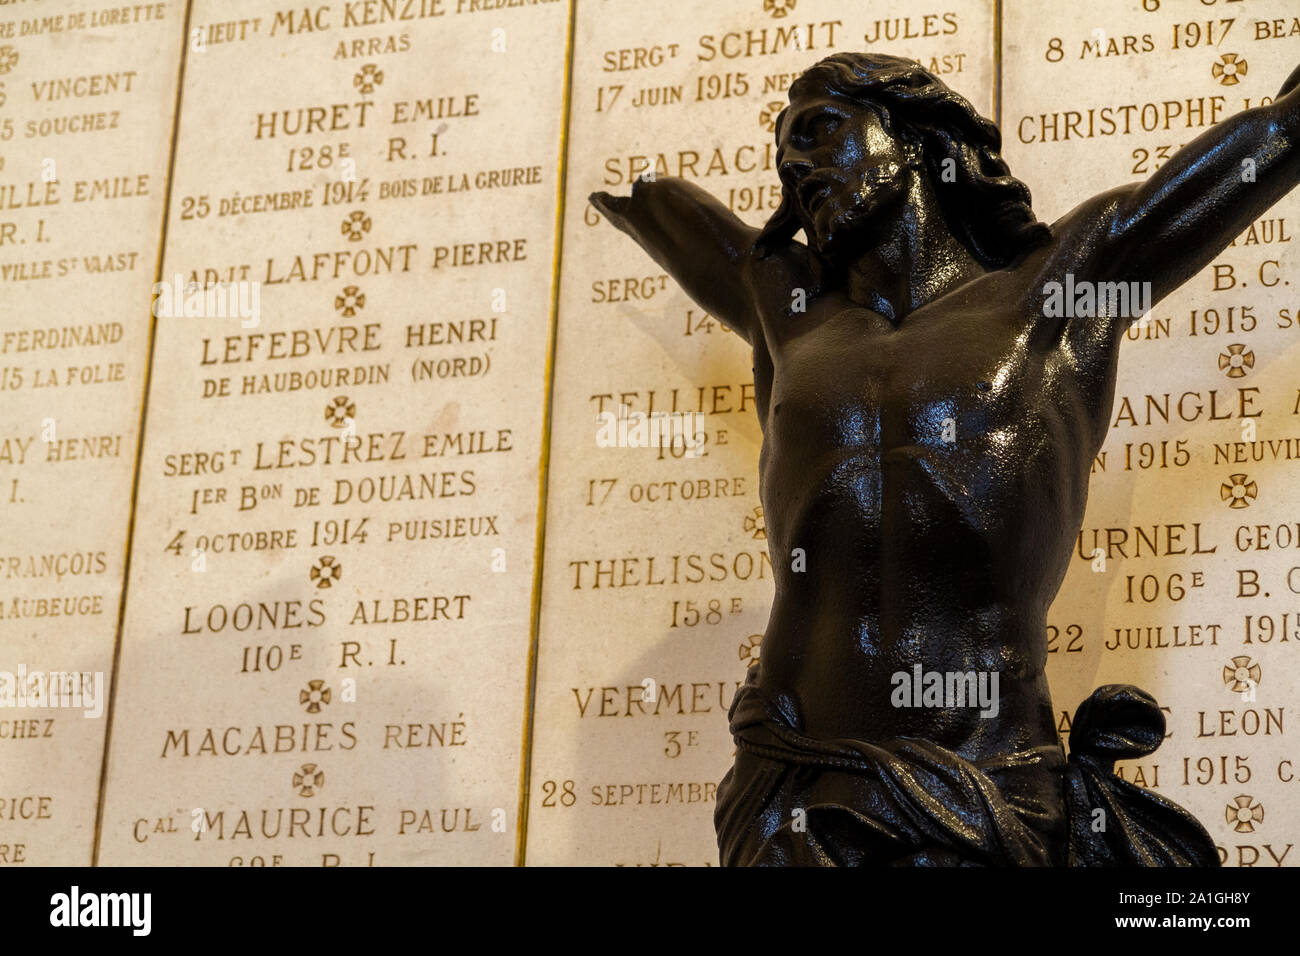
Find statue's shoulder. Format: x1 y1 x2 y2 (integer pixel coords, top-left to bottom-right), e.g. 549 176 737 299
990 185 1140 316
1036 185 1138 271
745 236 819 297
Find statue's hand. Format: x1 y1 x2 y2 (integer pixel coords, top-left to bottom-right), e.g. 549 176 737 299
589 190 634 231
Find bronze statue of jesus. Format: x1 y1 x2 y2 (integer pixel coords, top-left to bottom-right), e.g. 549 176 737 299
591 53 1300 866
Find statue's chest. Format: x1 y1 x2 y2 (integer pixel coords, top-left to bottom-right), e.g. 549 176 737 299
769 310 1039 456
763 308 1079 554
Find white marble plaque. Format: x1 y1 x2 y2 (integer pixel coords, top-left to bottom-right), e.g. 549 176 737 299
525 0 998 866
0 0 184 867
1004 0 1300 867
96 0 569 866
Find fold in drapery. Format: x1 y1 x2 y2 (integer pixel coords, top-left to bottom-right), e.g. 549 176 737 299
715 664 1218 867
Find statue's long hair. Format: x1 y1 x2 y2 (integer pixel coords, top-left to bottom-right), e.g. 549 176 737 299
756 53 1050 275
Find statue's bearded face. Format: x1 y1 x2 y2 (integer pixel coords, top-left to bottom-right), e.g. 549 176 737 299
776 94 914 262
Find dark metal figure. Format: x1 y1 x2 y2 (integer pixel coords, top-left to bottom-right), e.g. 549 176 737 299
591 53 1300 866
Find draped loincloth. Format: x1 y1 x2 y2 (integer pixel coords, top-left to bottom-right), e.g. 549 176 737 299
715 663 1219 866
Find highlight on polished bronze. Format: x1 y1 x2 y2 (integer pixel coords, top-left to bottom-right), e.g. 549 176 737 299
591 52 1300 866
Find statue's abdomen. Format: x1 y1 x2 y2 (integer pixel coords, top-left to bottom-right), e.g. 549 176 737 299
755 334 1090 743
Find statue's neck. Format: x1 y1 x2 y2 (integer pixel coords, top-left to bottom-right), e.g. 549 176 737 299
842 173 985 324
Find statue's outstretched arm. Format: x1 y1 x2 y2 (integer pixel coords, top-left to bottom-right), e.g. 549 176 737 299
590 177 761 346
1100 62 1300 306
